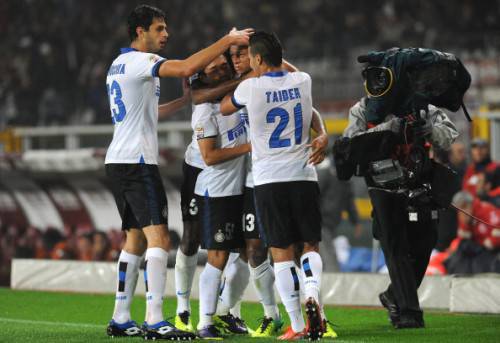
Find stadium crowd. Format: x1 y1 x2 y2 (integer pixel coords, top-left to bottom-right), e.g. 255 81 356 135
1 0 499 128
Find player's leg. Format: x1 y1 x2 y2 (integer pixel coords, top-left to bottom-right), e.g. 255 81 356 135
175 162 203 331
107 228 146 337
105 164 144 337
272 245 307 340
198 249 229 339
242 186 281 334
196 194 245 339
134 164 195 340
216 250 249 334
247 238 283 337
294 181 331 340
254 182 306 340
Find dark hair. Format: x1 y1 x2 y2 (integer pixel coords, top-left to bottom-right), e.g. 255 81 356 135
127 5 166 41
249 31 283 67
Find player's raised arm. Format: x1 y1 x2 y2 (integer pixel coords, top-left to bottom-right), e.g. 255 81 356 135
158 78 191 120
220 92 240 115
192 78 241 105
158 29 253 78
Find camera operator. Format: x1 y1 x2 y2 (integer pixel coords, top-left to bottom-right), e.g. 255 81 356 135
344 97 458 329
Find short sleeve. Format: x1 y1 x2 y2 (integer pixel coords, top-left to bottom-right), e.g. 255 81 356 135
194 104 218 140
232 79 252 109
134 53 166 78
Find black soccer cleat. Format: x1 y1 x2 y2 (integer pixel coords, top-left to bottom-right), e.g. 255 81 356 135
143 320 197 340
106 319 143 337
394 312 425 329
379 291 400 327
305 297 324 341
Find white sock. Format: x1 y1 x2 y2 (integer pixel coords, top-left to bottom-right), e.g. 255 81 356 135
112 250 141 323
217 256 249 315
300 252 322 303
229 300 242 318
174 249 198 315
198 263 223 329
144 247 168 325
250 259 279 320
274 261 305 332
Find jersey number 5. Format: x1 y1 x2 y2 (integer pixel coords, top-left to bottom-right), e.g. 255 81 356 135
106 80 127 123
266 103 302 148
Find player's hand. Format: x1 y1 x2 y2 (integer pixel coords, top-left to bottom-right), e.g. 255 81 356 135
227 27 254 46
308 133 328 165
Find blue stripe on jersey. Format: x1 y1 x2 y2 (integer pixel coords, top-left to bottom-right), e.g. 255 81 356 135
120 47 138 54
139 155 145 164
263 70 287 77
231 95 245 109
151 59 167 77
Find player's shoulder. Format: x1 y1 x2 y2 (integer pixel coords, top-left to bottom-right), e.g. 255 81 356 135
194 102 218 117
288 71 311 83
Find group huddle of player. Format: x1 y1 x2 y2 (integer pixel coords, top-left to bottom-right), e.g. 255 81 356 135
104 5 336 341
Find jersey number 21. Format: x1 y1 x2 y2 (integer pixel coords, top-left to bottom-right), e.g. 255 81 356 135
267 103 302 148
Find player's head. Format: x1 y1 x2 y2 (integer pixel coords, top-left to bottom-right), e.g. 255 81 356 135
248 31 283 72
128 5 168 52
201 54 233 86
230 44 250 76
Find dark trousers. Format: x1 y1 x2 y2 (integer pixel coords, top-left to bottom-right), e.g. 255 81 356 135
369 189 437 315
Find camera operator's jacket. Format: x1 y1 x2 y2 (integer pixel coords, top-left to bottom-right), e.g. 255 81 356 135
344 97 458 150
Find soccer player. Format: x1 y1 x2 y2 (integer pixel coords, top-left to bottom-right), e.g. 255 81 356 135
220 31 329 341
104 4 251 340
174 54 235 333
192 55 250 339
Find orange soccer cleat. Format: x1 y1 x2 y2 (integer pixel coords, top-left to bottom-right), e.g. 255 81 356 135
277 326 307 341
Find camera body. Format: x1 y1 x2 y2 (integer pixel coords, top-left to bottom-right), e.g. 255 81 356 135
358 47 472 124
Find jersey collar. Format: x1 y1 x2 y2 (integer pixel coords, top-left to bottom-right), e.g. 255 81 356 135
263 70 287 77
120 47 138 54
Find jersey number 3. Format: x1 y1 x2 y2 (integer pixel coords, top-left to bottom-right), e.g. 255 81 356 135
267 103 302 148
107 80 127 123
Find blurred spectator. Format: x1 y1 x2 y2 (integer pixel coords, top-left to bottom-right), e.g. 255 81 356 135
317 155 362 271
92 231 112 261
448 142 468 181
463 139 498 196
477 165 500 207
435 142 468 251
3 0 500 126
75 233 94 261
444 191 500 274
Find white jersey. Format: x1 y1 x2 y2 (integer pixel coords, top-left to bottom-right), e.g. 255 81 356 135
194 103 247 197
105 48 166 165
232 71 317 186
239 107 254 188
184 103 210 169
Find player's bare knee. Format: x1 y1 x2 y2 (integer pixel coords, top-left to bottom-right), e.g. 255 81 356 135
123 228 147 255
246 242 268 268
207 250 229 270
180 222 200 255
270 245 295 263
303 241 320 253
143 225 171 251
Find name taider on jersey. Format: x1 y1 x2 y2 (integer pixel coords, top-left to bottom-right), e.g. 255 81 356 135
105 48 166 165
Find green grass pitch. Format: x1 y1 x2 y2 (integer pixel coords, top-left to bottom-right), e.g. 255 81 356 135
0 288 499 342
